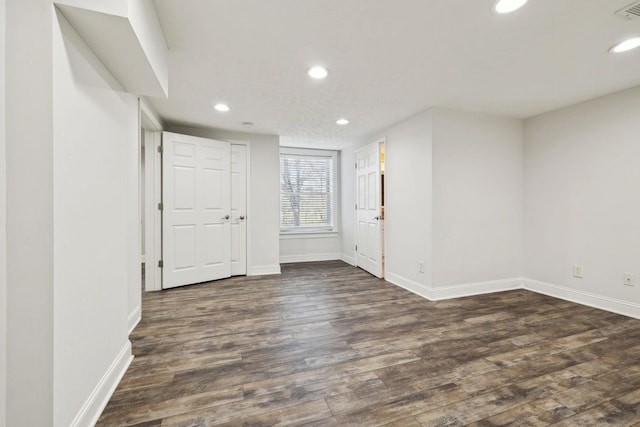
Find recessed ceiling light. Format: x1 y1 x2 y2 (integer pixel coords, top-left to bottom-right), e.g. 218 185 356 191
308 66 329 79
493 0 528 14
336 118 349 125
214 103 230 112
610 37 640 53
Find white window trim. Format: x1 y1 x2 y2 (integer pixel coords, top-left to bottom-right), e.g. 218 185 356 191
279 147 339 236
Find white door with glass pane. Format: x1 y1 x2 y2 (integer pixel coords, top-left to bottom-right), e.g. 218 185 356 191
280 148 336 234
162 132 233 288
356 141 383 278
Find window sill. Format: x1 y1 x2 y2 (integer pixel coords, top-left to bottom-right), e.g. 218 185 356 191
280 231 339 240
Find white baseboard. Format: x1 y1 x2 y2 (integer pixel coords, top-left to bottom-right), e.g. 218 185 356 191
341 253 355 266
385 271 523 302
385 271 434 300
128 304 141 335
429 277 523 301
248 265 281 276
385 271 640 319
70 341 133 427
524 278 640 319
279 252 342 264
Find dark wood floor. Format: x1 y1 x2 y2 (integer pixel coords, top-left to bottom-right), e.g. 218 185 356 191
98 261 640 426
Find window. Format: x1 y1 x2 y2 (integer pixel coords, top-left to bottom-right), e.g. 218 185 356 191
280 148 338 233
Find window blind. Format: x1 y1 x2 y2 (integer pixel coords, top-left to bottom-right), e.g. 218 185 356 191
280 152 335 232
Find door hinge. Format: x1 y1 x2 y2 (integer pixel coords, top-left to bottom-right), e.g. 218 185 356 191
157 145 163 153
355 204 357 210
158 260 164 268
355 162 357 169
157 202 163 211
355 245 358 252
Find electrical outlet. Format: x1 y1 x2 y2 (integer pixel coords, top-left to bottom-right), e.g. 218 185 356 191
418 261 425 273
624 273 635 287
572 264 584 278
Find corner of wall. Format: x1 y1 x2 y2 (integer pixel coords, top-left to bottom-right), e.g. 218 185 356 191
382 107 433 292
248 265 281 276
341 253 355 266
385 271 434 301
128 305 141 335
431 108 524 286
140 98 163 131
69 342 133 427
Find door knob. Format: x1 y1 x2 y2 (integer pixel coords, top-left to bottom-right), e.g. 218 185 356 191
239 215 245 220
223 214 230 220
373 216 380 220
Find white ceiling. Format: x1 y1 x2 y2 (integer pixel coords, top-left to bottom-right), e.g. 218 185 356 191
149 0 640 149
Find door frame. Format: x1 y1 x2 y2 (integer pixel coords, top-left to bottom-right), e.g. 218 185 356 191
354 137 385 278
140 100 163 291
144 131 251 290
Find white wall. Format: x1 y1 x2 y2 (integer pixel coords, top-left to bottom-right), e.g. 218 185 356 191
54 0 128 16
53 11 137 427
354 108 524 299
6 0 55 425
127 103 141 333
524 86 640 312
340 148 356 264
167 126 281 275
432 109 523 287
280 234 343 263
7 2 141 424
0 0 7 424
382 110 433 289
127 0 168 95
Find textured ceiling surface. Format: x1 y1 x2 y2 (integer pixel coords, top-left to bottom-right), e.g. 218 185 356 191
149 0 640 149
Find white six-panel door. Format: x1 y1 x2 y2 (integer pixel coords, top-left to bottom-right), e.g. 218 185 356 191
162 132 232 288
230 144 247 276
356 141 383 278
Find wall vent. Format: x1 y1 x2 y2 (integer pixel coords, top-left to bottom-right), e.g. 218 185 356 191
616 1 640 19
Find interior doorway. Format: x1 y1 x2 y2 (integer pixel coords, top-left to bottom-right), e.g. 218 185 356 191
161 132 248 289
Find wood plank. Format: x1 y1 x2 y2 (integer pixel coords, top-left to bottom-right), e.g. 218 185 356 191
96 261 640 426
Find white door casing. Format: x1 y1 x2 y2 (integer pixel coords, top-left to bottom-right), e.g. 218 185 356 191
140 99 163 292
230 144 247 276
144 130 162 291
355 141 383 278
162 132 231 288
